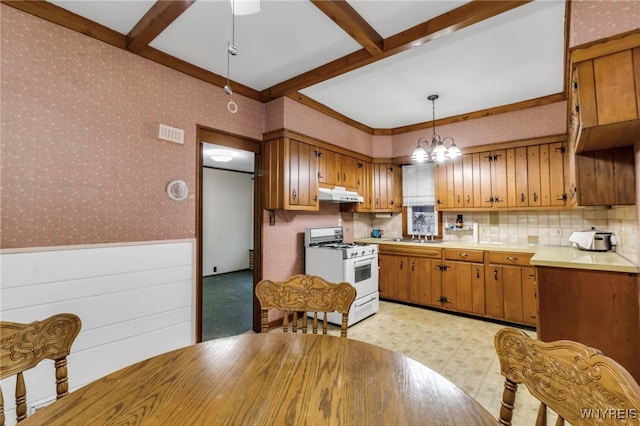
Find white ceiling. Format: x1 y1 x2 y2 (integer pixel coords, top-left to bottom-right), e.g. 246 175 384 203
47 0 566 130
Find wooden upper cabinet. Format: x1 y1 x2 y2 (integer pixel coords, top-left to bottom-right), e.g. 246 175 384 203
570 33 640 153
373 163 401 212
576 146 636 206
435 163 448 208
263 137 319 211
318 147 336 186
478 150 507 208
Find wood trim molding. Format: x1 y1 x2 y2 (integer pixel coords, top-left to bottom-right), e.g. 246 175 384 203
570 29 640 64
287 93 374 134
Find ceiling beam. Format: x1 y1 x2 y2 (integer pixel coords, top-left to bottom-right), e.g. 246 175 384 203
310 0 383 55
260 0 531 102
1 0 125 49
126 0 196 54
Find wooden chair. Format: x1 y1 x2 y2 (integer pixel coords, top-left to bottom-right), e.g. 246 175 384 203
494 327 640 426
0 313 81 425
255 274 356 337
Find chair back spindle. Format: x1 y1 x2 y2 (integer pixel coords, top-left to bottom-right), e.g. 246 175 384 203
0 313 81 425
494 327 640 426
255 274 356 337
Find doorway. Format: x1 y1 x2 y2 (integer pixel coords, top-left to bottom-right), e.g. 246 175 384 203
196 126 262 342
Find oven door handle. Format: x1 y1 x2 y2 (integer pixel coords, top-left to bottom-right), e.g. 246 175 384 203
353 256 377 266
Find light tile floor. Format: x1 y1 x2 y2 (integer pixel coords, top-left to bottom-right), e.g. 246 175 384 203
273 301 555 424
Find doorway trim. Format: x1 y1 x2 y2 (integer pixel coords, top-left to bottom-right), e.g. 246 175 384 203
196 125 263 342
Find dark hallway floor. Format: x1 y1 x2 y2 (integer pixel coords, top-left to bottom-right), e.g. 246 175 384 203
202 269 254 341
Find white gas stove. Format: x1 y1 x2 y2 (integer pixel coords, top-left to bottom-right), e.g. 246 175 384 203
304 226 379 327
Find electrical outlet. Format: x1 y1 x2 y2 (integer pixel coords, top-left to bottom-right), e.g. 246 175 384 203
213 266 217 273
555 228 562 237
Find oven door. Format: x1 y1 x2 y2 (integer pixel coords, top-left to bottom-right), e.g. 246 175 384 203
345 254 379 298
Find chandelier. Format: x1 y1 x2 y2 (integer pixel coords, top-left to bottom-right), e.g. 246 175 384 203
411 94 461 162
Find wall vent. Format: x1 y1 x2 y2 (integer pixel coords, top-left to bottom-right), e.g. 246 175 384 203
158 124 185 144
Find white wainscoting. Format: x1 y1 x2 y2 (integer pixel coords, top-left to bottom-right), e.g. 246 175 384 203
0 240 195 425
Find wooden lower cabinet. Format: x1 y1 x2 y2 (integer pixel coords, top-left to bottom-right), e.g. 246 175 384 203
485 253 536 326
378 246 441 304
380 245 536 327
536 266 640 382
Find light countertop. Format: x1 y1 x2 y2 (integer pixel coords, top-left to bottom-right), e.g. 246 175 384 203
355 238 639 274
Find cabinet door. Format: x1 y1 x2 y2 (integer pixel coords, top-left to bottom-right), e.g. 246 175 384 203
492 150 507 206
415 258 442 308
442 261 457 309
393 165 402 211
446 160 455 207
471 263 485 315
373 163 388 209
539 144 551 206
356 161 373 212
502 265 523 322
521 267 537 326
548 143 567 206
397 256 410 301
485 265 504 318
471 153 482 207
527 145 541 207
506 148 517 207
435 163 448 208
454 262 472 313
378 254 391 298
288 140 318 208
515 147 529 207
593 50 638 125
341 155 358 189
479 153 494 207
319 148 336 186
462 155 474 208
452 156 464 209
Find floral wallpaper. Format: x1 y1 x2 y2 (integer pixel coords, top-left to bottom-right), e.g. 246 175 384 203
0 5 263 249
570 0 640 47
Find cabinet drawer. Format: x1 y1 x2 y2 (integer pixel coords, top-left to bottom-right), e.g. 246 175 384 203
444 249 484 263
488 251 533 266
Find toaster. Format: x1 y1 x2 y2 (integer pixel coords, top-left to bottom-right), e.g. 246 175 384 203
569 228 616 252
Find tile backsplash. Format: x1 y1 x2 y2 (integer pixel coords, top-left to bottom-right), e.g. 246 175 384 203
353 207 638 263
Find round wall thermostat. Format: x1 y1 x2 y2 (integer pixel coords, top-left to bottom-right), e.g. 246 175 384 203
166 179 189 201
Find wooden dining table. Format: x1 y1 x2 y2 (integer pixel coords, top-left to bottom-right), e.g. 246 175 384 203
22 333 496 425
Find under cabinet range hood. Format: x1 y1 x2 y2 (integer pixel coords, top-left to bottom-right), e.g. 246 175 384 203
318 186 363 203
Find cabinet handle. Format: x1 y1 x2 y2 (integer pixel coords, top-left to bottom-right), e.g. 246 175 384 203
521 193 525 203
486 196 494 203
411 261 415 271
318 172 323 179
337 172 341 182
313 195 317 202
505 256 518 262
376 198 379 206
494 270 499 280
466 194 470 203
343 173 346 182
533 192 538 202
292 190 297 199
400 261 404 270
459 252 469 258
476 269 480 279
457 195 461 204
389 200 394 205
494 197 503 203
